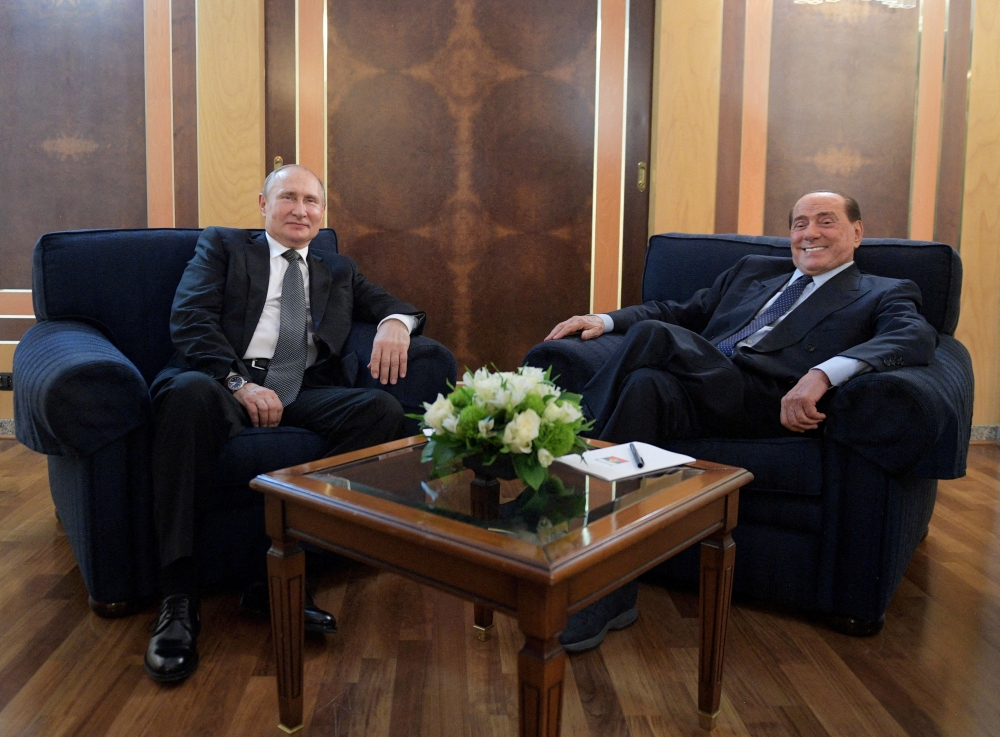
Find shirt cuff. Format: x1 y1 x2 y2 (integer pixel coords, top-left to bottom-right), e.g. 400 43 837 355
593 313 614 333
812 356 870 387
378 313 418 334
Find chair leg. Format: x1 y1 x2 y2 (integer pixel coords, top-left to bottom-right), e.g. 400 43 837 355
827 614 885 637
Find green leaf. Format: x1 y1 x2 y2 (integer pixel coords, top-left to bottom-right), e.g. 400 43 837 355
513 453 547 490
431 441 458 466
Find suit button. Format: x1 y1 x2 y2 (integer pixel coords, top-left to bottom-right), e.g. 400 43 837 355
805 344 815 352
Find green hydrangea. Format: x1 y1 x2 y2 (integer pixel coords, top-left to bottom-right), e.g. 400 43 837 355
456 404 490 438
449 386 474 409
538 422 576 457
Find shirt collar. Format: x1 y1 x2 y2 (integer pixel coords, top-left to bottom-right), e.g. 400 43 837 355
264 231 309 261
790 260 854 288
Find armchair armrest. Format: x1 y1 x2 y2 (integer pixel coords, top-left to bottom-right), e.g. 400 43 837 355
14 320 152 456
824 334 973 479
521 334 626 394
344 322 457 419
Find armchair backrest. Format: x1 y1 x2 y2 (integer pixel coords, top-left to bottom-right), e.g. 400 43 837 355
643 234 962 336
31 228 339 384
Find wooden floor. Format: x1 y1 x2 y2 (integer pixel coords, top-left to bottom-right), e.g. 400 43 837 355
0 440 998 737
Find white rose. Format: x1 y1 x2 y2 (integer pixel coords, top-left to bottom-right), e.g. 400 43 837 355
478 417 495 437
537 448 554 467
501 409 541 454
442 415 459 434
542 401 563 423
469 368 503 405
423 394 454 432
559 402 582 423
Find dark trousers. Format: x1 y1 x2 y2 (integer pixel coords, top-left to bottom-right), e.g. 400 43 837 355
150 368 405 567
582 320 791 444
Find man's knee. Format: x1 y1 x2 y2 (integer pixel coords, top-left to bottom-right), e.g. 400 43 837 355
362 390 405 436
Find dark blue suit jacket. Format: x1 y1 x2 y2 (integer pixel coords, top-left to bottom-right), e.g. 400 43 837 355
608 255 938 385
161 227 425 390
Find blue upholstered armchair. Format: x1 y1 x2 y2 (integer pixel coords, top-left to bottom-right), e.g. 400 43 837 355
524 233 973 634
13 228 457 616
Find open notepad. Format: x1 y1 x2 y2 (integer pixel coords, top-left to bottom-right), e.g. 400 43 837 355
554 442 695 482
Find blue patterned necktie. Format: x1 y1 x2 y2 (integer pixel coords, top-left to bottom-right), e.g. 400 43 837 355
264 250 309 405
716 275 813 357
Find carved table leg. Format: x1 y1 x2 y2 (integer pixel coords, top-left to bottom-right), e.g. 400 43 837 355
698 530 735 730
268 533 306 735
471 474 500 641
516 582 568 737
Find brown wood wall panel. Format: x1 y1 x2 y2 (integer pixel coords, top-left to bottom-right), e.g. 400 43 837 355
326 0 596 371
265 0 297 170
763 2 919 238
935 0 973 248
620 0 656 308
714 0 745 235
172 0 199 228
0 0 147 289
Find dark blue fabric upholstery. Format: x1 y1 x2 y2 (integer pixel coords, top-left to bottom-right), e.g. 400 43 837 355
523 232 974 625
15 227 457 608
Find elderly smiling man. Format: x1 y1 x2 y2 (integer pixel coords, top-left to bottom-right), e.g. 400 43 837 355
544 191 938 652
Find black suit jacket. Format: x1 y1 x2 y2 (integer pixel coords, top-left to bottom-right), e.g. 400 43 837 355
608 255 938 385
162 227 425 389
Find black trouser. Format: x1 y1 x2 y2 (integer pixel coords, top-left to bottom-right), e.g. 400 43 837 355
150 368 405 568
582 320 792 444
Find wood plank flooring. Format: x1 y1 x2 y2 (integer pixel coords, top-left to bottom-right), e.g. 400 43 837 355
0 439 998 736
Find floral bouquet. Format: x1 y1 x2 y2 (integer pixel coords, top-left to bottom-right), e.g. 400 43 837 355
416 366 592 491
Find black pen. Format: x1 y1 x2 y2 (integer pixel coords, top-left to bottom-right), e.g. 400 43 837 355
629 442 645 469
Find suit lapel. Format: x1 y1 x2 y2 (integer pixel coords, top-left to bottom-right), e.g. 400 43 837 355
307 250 333 330
243 233 271 352
718 273 790 336
752 264 868 352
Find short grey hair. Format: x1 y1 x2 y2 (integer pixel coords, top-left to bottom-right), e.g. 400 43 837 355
261 164 326 202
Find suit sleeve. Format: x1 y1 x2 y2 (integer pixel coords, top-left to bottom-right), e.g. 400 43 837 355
348 261 426 336
605 256 751 334
839 279 938 372
168 227 246 381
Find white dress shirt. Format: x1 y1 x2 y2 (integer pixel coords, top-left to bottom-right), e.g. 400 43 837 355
241 233 416 369
597 260 867 387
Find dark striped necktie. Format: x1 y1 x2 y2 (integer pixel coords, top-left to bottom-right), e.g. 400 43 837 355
264 250 309 405
716 275 813 357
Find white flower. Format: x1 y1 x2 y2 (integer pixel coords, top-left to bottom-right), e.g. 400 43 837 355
465 368 503 407
423 394 455 432
477 417 495 437
501 409 541 454
542 400 582 424
442 415 459 434
537 448 554 467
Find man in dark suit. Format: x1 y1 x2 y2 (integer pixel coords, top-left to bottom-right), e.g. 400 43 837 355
144 165 425 683
544 191 938 651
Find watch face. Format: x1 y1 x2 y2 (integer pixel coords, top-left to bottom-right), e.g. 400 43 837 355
227 376 247 392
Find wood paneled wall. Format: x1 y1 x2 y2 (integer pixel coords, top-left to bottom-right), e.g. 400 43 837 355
196 0 267 227
648 0 723 235
956 0 1000 426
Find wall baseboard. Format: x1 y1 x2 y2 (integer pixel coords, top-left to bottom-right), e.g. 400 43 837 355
0 418 14 437
971 425 1000 441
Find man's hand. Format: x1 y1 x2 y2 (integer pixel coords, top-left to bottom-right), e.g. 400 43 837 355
234 383 284 428
780 369 831 432
369 318 410 385
544 315 606 341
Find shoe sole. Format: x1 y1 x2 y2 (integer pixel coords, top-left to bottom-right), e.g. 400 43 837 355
561 605 639 654
305 621 338 635
144 653 199 684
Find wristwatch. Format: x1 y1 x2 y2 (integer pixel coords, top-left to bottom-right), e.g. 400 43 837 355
226 375 249 393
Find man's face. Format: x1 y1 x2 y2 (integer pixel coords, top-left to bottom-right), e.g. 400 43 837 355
789 192 863 276
258 167 326 249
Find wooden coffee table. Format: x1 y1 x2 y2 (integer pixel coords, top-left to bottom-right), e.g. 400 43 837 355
251 436 751 736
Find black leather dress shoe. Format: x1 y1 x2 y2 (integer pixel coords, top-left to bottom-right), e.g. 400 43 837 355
240 581 338 634
144 594 200 683
559 581 639 653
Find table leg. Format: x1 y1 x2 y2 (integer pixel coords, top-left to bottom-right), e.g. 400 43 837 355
516 582 568 737
471 475 500 641
698 531 735 730
267 536 306 735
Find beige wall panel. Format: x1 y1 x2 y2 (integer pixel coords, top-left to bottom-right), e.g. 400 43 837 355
909 0 945 241
956 0 1000 425
0 342 14 420
145 0 175 227
737 0 772 235
648 0 722 235
197 0 266 227
297 0 327 218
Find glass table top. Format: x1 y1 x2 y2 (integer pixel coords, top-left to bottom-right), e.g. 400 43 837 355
305 443 703 547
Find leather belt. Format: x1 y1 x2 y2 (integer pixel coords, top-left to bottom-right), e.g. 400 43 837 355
247 358 270 370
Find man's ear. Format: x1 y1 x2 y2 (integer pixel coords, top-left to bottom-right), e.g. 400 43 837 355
852 219 864 246
258 193 267 217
